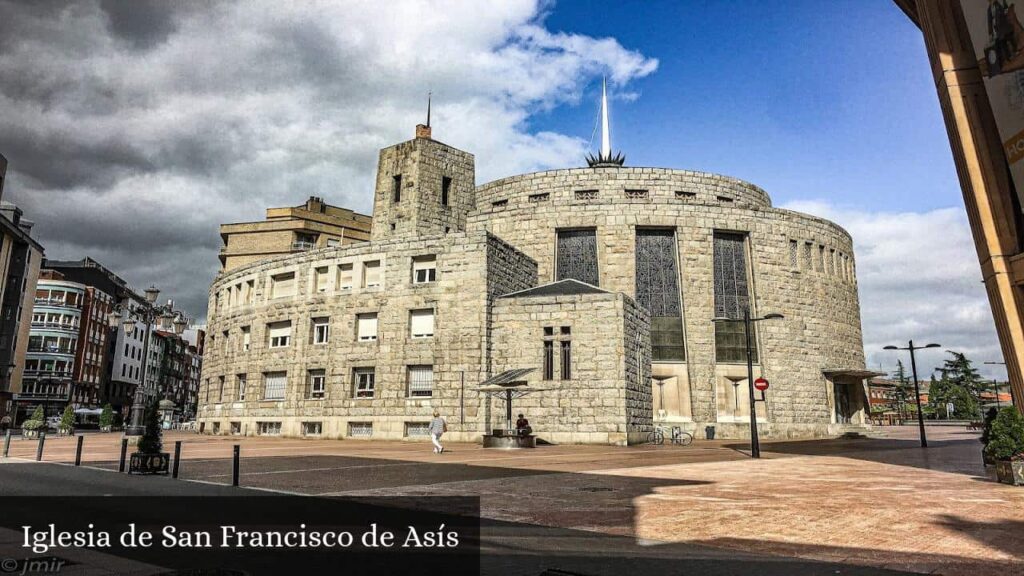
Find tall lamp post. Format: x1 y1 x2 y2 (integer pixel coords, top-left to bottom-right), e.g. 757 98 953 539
108 286 189 437
712 309 784 459
883 341 940 448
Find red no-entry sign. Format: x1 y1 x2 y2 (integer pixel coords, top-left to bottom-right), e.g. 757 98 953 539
754 377 769 391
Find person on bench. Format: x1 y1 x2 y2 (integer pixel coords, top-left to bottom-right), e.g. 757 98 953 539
516 413 532 437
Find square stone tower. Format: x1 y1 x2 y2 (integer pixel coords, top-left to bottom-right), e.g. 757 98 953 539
370 124 475 241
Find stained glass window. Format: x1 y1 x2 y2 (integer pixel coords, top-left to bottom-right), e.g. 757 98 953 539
713 232 757 363
556 229 599 286
635 229 684 361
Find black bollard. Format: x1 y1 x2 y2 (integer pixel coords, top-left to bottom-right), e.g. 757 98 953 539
118 438 128 473
75 435 84 466
232 444 239 487
172 440 182 479
35 432 45 461
2 429 10 458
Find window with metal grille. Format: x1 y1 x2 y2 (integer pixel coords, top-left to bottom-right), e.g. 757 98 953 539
353 368 375 398
412 255 437 284
560 340 571 380
312 317 330 344
410 309 434 338
556 229 598 286
407 365 433 397
262 371 287 400
405 422 430 437
348 422 373 437
713 232 757 363
635 229 684 361
307 369 326 399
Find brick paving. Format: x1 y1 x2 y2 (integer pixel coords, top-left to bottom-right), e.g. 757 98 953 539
3 425 1021 575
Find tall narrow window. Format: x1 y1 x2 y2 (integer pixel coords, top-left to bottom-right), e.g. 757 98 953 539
635 229 685 361
407 365 433 397
410 309 434 339
307 369 326 399
556 229 599 286
262 371 287 400
363 260 381 288
392 175 402 202
713 232 757 363
356 313 378 341
441 176 452 206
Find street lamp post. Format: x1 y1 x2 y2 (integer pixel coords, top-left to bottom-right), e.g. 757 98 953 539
712 309 784 459
108 286 189 437
883 341 940 448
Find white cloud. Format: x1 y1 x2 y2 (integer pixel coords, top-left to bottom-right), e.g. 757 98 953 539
0 0 657 319
782 200 1006 380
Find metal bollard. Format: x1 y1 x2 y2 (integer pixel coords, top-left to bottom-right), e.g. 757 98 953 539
172 440 182 479
75 435 84 466
2 429 10 458
232 444 239 487
118 438 128 473
35 433 45 461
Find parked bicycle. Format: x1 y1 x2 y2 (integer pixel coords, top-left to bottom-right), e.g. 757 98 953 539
647 425 693 446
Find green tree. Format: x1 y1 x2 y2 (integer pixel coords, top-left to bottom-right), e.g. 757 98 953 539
99 404 113 428
59 404 74 431
985 407 1024 461
136 399 163 454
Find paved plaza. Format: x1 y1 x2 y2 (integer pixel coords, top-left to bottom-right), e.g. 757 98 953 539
2 425 1022 575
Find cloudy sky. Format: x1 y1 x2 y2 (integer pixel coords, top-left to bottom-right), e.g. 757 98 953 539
0 1 1003 378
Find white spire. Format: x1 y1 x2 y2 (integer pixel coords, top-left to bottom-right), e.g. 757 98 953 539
600 77 611 159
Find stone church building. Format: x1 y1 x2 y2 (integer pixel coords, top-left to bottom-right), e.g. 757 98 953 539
198 118 872 444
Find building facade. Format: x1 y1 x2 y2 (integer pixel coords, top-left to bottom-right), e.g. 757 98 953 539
198 123 870 443
219 196 372 272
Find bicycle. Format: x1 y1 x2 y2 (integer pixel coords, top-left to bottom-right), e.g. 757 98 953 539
646 425 693 446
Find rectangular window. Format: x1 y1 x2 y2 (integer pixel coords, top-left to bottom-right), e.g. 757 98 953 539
356 313 378 341
543 340 554 380
407 365 433 397
302 422 322 436
267 321 291 348
312 317 330 344
270 272 296 299
405 422 430 437
393 175 402 202
307 369 326 399
363 260 381 288
314 266 329 292
241 326 251 351
262 371 287 400
338 263 354 291
257 421 281 435
560 340 572 380
713 232 757 363
410 309 434 338
635 229 685 361
441 176 452 206
353 368 375 398
412 255 437 284
556 229 599 286
236 374 247 401
348 422 373 437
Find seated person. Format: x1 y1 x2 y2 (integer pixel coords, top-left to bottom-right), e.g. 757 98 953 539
515 414 532 436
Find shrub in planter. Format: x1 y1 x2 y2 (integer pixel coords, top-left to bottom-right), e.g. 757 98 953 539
985 407 1024 486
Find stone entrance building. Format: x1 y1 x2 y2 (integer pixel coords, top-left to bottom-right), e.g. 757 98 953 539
198 122 871 444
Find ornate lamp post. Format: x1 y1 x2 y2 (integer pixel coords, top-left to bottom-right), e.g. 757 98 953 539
712 310 784 459
883 341 940 448
108 286 189 437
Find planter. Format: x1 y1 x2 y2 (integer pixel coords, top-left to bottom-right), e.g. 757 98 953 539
128 452 170 475
995 460 1024 486
22 429 39 439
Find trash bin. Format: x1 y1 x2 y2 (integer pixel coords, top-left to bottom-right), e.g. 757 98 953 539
705 426 715 440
